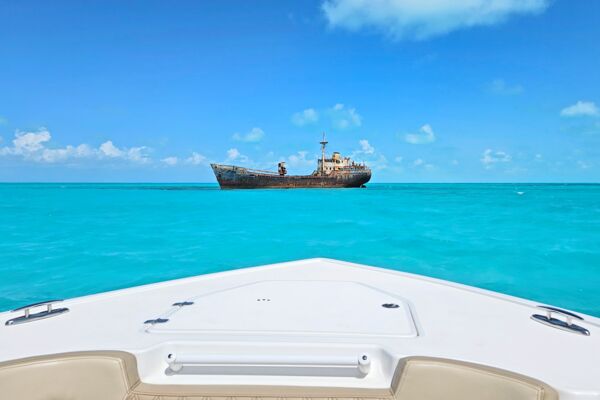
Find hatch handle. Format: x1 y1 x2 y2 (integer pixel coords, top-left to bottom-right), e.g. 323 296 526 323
166 353 371 376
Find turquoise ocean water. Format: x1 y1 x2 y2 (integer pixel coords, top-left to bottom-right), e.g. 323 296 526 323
1 183 599 317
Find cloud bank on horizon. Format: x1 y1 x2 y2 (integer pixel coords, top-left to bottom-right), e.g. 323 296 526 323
4 94 594 177
322 0 549 40
0 129 150 164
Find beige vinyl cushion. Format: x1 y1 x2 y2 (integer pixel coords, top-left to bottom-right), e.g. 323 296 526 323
0 351 139 400
393 357 558 400
0 352 559 400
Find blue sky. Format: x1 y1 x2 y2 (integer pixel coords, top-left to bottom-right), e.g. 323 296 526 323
0 0 599 182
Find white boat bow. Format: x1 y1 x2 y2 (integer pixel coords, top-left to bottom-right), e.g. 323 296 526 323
0 258 598 399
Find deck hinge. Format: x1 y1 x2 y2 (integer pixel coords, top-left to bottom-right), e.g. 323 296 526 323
172 301 194 307
144 318 169 325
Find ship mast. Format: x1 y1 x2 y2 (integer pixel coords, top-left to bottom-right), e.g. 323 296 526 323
320 132 328 175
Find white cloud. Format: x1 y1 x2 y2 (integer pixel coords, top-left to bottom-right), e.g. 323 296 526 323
40 144 93 163
0 128 151 164
99 140 124 158
291 108 319 126
413 157 434 170
126 147 150 163
560 101 599 117
186 152 207 165
322 0 549 40
12 128 51 154
350 140 388 170
287 151 314 167
1 128 60 161
226 148 249 163
489 79 523 95
161 156 178 166
481 149 511 169
359 139 375 154
293 104 362 130
330 103 362 129
577 160 591 170
370 154 389 170
227 148 240 160
405 124 436 144
352 139 375 158
394 156 403 163
232 127 265 142
99 140 150 163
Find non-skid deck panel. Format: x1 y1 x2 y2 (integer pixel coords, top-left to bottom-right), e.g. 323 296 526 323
148 281 417 337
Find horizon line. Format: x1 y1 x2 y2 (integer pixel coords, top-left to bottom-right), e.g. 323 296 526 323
1 181 599 185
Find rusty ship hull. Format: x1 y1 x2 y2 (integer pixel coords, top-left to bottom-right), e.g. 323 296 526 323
211 164 371 189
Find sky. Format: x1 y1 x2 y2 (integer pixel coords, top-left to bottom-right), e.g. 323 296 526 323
0 0 599 182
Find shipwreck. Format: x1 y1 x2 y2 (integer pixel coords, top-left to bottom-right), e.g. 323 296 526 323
211 135 371 189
